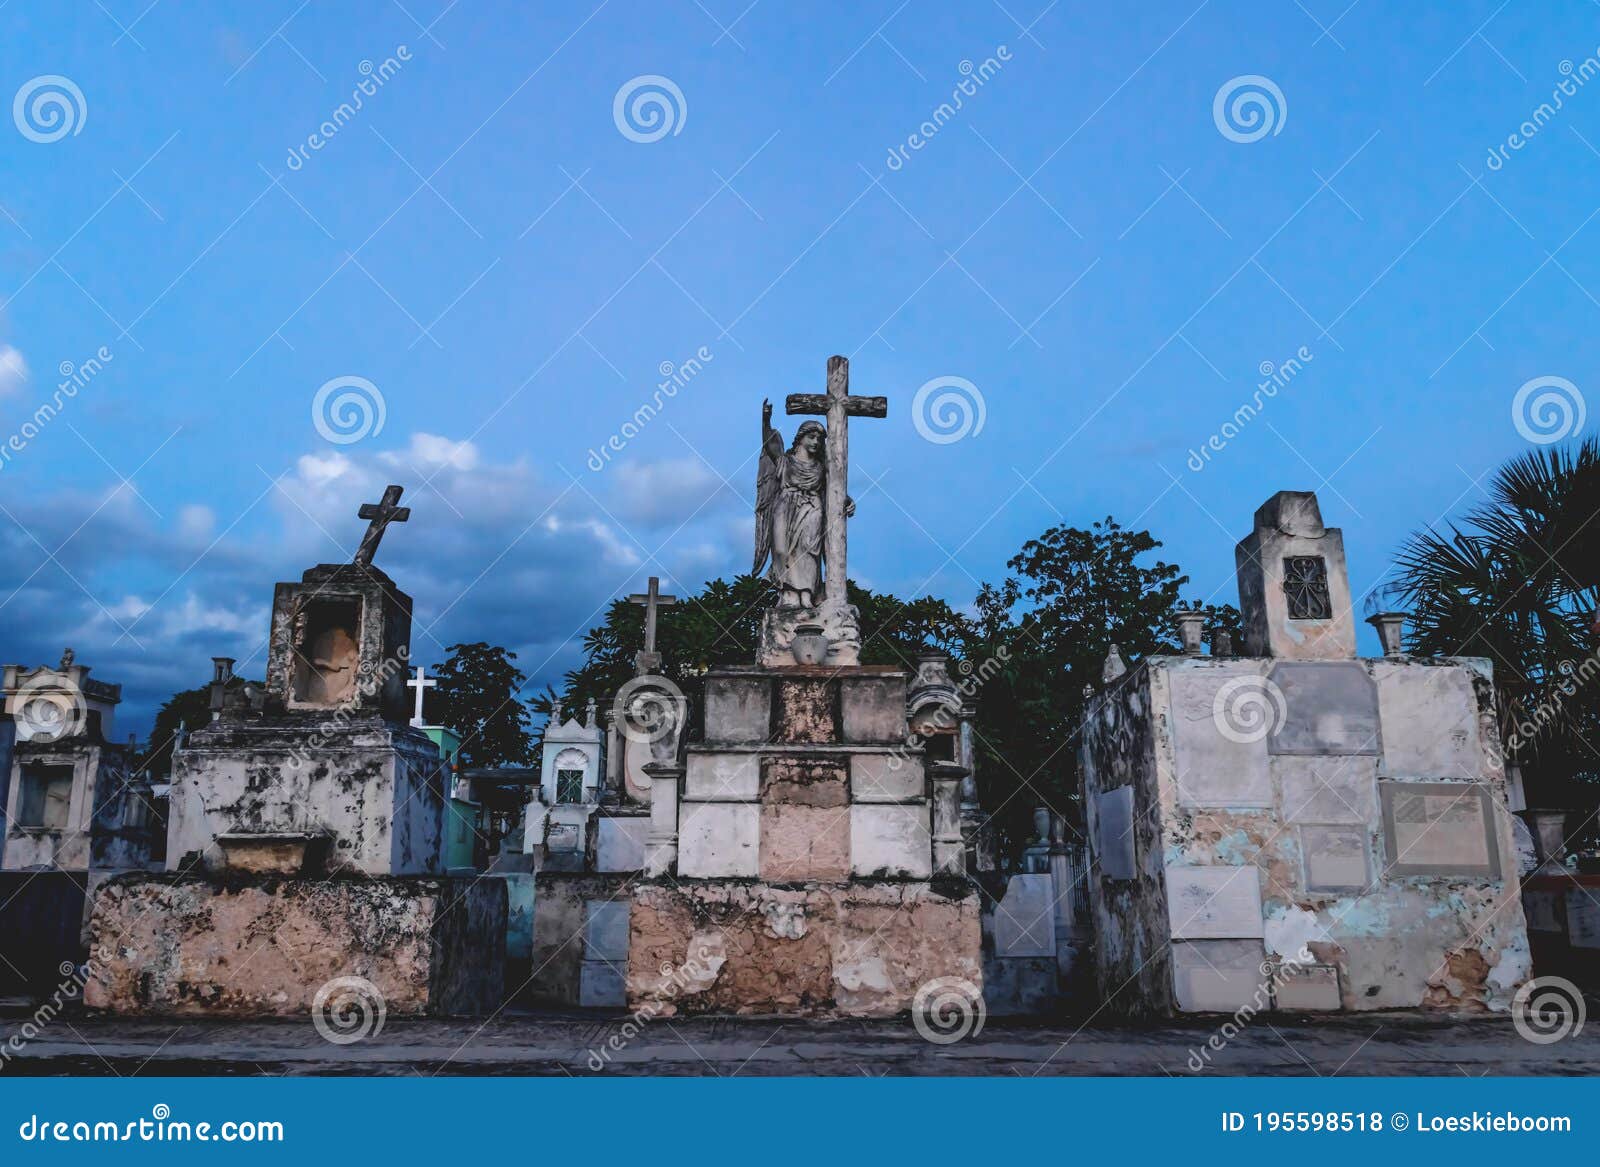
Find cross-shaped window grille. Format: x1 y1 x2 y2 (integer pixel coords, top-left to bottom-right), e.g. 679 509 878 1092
1282 556 1332 620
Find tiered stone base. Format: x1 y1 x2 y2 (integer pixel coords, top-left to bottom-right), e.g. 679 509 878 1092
84 873 505 1017
626 880 981 1016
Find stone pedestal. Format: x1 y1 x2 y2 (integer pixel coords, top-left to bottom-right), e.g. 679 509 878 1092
85 873 505 1017
757 602 862 667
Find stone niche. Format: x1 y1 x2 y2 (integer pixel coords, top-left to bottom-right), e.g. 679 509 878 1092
85 873 505 1017
266 563 412 720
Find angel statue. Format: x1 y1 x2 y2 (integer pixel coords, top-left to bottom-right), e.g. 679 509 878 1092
753 399 852 608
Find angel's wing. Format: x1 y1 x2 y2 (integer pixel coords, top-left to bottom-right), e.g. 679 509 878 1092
753 417 784 576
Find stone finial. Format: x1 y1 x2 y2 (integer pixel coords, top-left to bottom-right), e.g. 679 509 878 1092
1102 644 1128 683
1234 490 1356 660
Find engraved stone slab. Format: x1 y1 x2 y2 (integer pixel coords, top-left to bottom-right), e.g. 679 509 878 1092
849 753 923 802
1372 663 1482 779
1380 781 1499 877
677 802 759 878
1273 963 1342 1011
1171 939 1270 1012
1165 865 1264 939
1522 889 1562 933
703 675 771 743
1275 755 1377 825
685 752 758 801
850 803 931 878
993 873 1056 958
1566 889 1600 948
1169 664 1273 808
1094 785 1136 881
1267 662 1380 756
1300 824 1372 892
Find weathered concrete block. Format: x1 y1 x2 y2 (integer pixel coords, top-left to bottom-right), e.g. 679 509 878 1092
1372 663 1482 778
703 675 770 743
775 679 835 743
761 757 847 807
759 803 850 882
685 752 758 801
579 959 626 1008
1267 662 1381 756
1165 864 1264 939
1274 963 1342 1010
850 804 932 878
839 674 907 744
85 873 505 1017
584 898 631 962
1172 939 1270 1012
983 956 1058 1016
626 882 981 1017
993 872 1056 958
1275 755 1377 824
849 753 923 802
677 802 759 877
529 873 629 1006
1300 824 1372 892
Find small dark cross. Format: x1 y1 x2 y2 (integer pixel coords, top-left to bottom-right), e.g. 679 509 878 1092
354 484 411 566
627 576 677 654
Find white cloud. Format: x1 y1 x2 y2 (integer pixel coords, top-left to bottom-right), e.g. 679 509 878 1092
611 457 735 528
0 344 28 397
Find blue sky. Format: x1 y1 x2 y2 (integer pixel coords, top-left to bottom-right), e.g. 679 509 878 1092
2 1 1597 733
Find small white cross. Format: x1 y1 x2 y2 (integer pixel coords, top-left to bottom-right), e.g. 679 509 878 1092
407 664 437 727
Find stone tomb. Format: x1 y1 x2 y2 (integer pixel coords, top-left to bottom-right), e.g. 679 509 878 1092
87 486 506 1018
1080 491 1530 1017
627 665 980 1017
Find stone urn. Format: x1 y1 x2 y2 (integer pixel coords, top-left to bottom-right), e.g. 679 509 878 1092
1366 610 1407 657
1173 609 1205 655
790 623 830 666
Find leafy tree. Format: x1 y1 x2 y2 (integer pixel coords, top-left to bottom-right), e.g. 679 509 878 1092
1394 438 1600 803
141 679 258 778
427 642 535 768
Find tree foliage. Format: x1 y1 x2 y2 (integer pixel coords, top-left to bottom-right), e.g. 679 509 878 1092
427 642 536 768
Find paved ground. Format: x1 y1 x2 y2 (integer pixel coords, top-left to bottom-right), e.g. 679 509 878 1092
4 1009 1599 1075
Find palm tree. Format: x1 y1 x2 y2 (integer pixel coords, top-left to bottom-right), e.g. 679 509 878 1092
1393 438 1600 800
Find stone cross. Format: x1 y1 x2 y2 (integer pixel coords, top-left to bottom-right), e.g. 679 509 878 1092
354 484 411 567
786 355 887 607
406 664 436 728
627 576 677 655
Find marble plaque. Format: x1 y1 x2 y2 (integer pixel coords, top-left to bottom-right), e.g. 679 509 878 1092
1171 939 1270 1013
993 873 1056 959
685 752 759 801
1275 755 1377 825
1522 890 1562 934
1273 963 1342 1011
1094 785 1136 881
584 899 631 962
1371 663 1482 779
1566 889 1600 949
1300 825 1371 892
1380 781 1499 878
1267 662 1380 756
1165 865 1264 939
1169 665 1273 808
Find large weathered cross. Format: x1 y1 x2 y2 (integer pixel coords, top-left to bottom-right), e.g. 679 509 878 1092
354 484 410 566
786 355 887 607
627 576 677 655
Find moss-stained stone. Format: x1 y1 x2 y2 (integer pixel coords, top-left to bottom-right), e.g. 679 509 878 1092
775 679 835 744
760 758 847 807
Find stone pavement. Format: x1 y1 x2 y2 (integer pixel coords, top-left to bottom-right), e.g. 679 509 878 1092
4 1010 1599 1076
